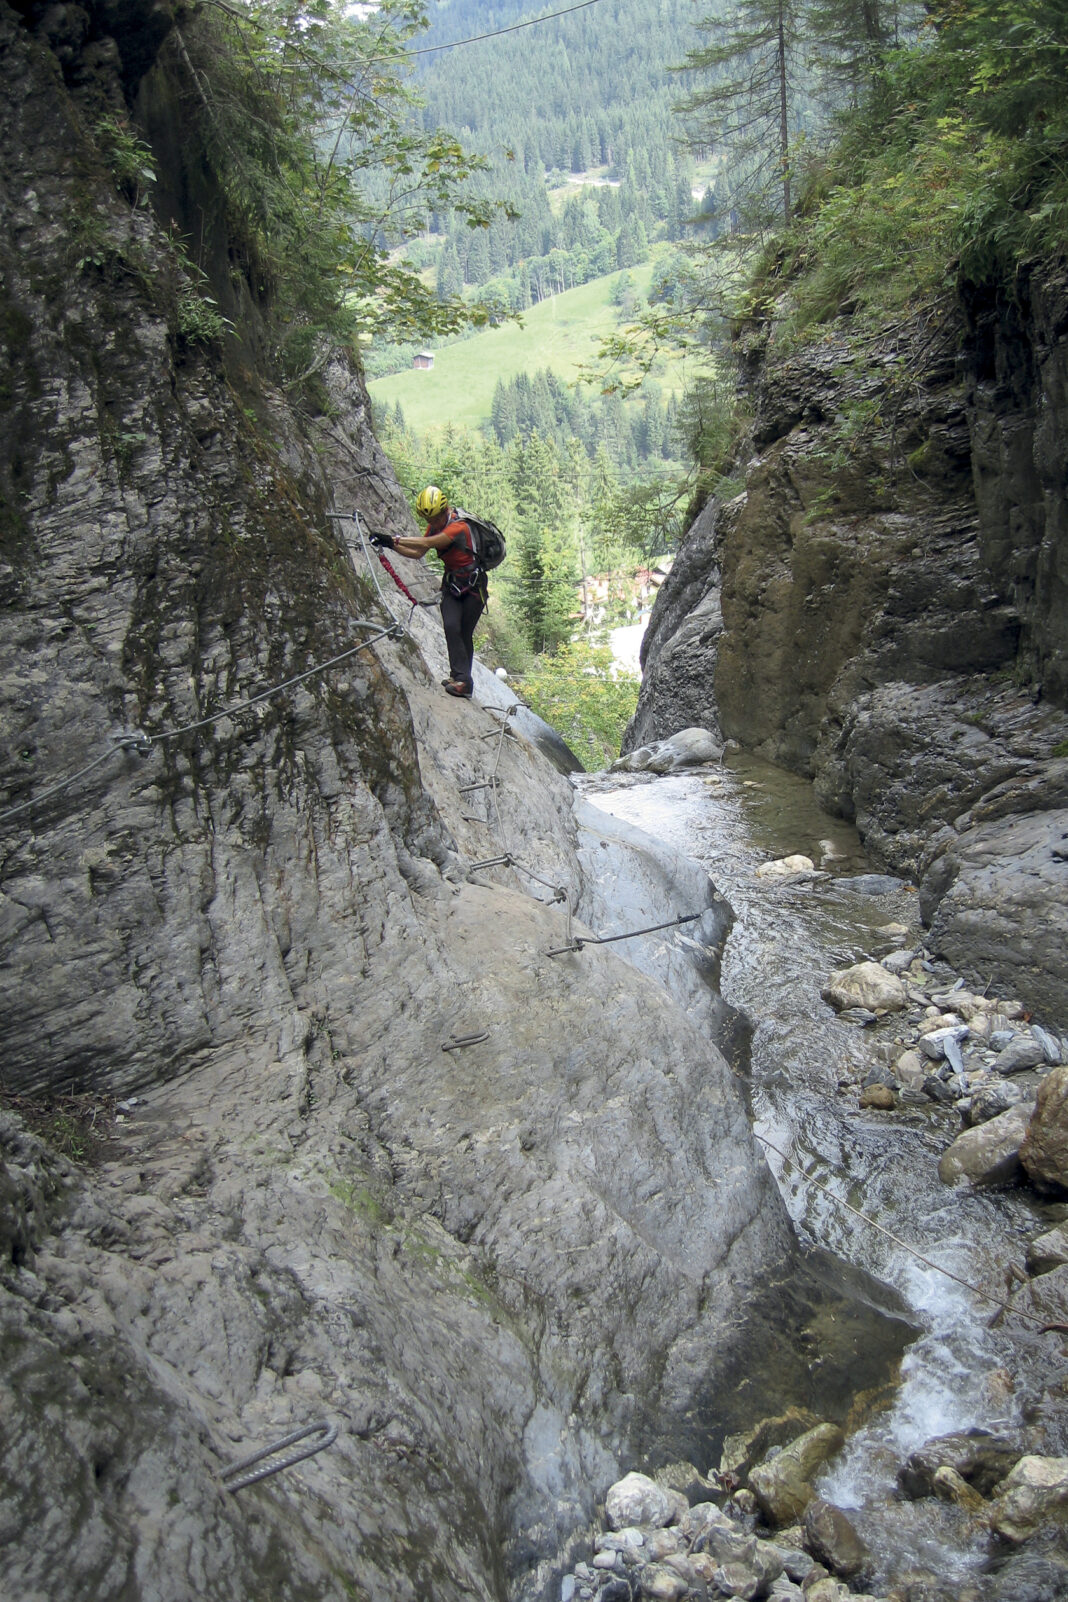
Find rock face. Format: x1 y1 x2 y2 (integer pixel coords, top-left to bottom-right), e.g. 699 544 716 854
0 8 910 1601
628 271 1068 1017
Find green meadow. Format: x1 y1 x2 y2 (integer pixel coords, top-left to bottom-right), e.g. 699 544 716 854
367 256 700 434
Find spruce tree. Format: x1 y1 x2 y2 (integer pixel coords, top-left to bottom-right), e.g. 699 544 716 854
677 0 807 223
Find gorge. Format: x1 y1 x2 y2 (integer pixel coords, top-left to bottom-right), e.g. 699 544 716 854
4 1 1068 1599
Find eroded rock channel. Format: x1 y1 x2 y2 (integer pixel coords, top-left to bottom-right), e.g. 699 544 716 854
559 751 1068 1602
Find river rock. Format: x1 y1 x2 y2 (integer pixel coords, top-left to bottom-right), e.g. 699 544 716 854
605 1472 686 1531
594 1581 634 1602
1027 1223 1068 1274
984 1551 1068 1602
1021 1067 1068 1192
661 1550 708 1587
804 1581 854 1602
612 727 723 774
859 1084 895 1109
932 1465 988 1513
882 948 917 974
777 1543 816 1582
748 1424 845 1525
679 1502 735 1543
895 1049 927 1089
596 1527 644 1554
924 1073 961 1106
988 1455 1068 1543
718 1408 821 1483
821 963 908 1014
802 1499 870 1579
642 1528 683 1561
653 1460 719 1504
898 1429 1032 1499
940 991 994 1020
838 874 907 896
921 1025 970 1062
755 853 818 878
1033 1025 1065 1065
967 1011 996 1042
994 1034 1048 1075
706 1538 785 1598
964 1079 1029 1127
713 1560 763 1599
938 1104 1030 1186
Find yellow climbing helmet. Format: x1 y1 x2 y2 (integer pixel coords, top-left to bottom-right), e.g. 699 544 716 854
416 484 448 521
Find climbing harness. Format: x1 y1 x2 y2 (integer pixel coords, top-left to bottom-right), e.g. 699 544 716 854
756 1129 1064 1334
219 1420 338 1493
0 621 402 828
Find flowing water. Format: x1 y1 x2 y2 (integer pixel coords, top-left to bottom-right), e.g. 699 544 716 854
578 755 1058 1595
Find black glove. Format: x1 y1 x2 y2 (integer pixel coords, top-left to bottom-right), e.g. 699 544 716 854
369 532 395 550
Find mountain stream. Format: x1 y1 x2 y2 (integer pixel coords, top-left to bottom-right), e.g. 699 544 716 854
578 754 1059 1596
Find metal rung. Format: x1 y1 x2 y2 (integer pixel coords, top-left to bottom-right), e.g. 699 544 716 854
220 1421 338 1492
442 1030 489 1052
459 779 498 794
469 855 512 871
546 910 702 958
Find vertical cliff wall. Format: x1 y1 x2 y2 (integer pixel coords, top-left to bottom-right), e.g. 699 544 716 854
630 275 1068 1016
0 7 911 1599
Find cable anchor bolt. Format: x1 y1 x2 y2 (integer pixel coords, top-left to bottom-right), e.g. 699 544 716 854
114 728 153 757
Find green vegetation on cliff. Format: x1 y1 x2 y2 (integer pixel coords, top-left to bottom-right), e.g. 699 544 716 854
153 0 515 382
743 0 1068 331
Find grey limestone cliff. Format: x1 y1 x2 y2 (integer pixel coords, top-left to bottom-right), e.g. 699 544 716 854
0 6 910 1599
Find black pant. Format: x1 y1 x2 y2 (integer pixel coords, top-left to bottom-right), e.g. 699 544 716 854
440 586 485 686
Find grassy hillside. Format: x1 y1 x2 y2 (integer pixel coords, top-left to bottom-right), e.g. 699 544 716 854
367 257 700 434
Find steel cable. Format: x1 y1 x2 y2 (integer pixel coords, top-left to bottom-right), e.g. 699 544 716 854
756 1129 1059 1332
0 622 401 827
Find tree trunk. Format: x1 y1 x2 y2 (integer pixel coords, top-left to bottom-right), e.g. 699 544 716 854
777 0 791 220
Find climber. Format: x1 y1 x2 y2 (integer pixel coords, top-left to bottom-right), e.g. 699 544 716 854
372 486 485 699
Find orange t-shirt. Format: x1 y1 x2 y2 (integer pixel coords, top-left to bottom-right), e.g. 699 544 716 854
439 515 477 575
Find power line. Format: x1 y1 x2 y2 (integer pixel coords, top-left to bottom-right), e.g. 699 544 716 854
377 0 607 61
